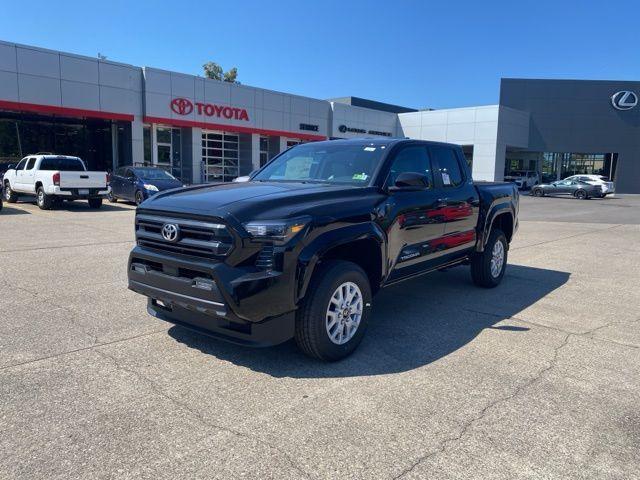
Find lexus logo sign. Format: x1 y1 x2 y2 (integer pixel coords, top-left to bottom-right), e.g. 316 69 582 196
611 91 638 111
171 98 193 115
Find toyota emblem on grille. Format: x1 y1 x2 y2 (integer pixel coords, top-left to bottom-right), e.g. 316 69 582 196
161 223 180 242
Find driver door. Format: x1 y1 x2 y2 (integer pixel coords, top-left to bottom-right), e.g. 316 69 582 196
383 145 447 283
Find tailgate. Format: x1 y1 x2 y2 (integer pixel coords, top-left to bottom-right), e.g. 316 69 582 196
59 171 107 189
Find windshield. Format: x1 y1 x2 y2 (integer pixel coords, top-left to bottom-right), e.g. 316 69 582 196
253 143 387 185
133 168 177 180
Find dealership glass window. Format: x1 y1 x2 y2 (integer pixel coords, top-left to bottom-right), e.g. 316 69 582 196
286 139 301 149
0 111 115 172
143 124 151 163
154 126 180 177
259 136 270 166
201 130 239 182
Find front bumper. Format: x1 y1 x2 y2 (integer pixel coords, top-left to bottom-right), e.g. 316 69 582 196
127 246 296 346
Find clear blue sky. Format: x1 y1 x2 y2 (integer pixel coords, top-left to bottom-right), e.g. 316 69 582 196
1 0 638 109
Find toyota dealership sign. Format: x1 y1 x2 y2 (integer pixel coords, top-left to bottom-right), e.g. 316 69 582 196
170 97 250 121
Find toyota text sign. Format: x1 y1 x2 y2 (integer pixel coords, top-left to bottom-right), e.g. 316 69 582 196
170 97 249 121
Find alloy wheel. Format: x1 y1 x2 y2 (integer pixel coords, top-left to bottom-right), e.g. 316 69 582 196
490 240 505 278
326 281 363 345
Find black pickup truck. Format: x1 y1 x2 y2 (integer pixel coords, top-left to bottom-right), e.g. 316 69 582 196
128 139 518 360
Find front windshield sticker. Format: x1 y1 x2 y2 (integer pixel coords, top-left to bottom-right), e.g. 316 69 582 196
352 173 369 181
363 147 376 152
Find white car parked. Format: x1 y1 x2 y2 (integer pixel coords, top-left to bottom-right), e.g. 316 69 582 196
563 175 615 197
504 170 540 190
3 154 108 210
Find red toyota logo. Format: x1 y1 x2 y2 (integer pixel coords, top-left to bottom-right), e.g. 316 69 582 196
171 98 193 115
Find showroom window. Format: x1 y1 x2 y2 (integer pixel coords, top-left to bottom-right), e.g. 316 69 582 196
143 124 151 163
202 130 239 182
259 136 270 166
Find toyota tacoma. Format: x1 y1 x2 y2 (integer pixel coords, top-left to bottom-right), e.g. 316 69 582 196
128 139 518 361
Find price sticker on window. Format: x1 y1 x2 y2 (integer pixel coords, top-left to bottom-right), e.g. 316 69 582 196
442 172 451 185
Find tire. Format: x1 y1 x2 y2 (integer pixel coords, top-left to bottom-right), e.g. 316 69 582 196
470 228 508 288
532 188 544 197
36 186 53 210
88 198 103 209
3 181 18 203
575 190 587 200
108 190 118 203
135 190 145 206
0 198 3 212
295 260 372 361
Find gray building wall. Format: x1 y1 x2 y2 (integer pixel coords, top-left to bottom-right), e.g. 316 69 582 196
500 78 640 193
398 105 530 181
330 102 402 139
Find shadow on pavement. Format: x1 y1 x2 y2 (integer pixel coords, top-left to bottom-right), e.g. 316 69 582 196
168 264 570 378
0 205 31 215
13 197 135 212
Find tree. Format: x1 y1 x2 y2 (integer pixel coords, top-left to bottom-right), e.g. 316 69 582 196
223 67 238 84
203 61 239 83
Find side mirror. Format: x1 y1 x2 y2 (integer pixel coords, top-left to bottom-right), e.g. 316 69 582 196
389 172 430 191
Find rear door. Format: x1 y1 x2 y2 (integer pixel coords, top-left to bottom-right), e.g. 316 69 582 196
122 168 136 200
429 145 479 255
383 144 447 282
111 168 125 197
556 180 575 195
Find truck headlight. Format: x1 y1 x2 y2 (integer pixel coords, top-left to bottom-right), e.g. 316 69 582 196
243 217 310 243
144 184 158 192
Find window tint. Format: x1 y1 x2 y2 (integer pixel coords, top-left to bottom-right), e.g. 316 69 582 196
39 157 85 171
387 146 433 188
15 159 27 170
25 158 36 170
431 146 463 187
115 167 126 176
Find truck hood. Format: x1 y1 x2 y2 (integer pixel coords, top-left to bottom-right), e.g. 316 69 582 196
141 181 384 223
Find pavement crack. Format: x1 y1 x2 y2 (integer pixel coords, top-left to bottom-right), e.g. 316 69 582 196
0 329 167 371
392 332 571 479
93 348 313 480
393 311 640 479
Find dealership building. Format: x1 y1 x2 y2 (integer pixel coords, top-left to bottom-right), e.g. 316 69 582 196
1 39 639 192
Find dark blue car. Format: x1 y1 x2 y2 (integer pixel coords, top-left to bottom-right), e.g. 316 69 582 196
108 167 183 205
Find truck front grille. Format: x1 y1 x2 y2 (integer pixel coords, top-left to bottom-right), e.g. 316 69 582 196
135 214 234 258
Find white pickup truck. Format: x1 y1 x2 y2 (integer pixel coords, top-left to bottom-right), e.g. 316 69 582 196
3 154 108 210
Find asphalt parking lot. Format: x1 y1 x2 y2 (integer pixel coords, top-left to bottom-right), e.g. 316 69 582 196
1 194 639 479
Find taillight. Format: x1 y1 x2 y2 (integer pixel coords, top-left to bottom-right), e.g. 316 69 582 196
106 173 110 184
53 172 60 186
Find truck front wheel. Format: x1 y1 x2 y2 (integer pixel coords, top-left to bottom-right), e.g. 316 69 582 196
295 260 372 361
3 182 18 203
36 187 53 210
470 228 508 288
